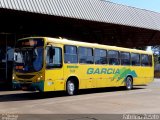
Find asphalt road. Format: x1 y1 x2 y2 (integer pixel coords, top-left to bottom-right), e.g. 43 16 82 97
0 79 160 119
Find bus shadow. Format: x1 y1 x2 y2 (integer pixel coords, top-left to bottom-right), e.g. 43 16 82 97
78 86 145 95
0 87 145 102
0 90 70 102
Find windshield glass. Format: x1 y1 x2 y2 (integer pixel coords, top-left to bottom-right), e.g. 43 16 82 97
14 38 44 73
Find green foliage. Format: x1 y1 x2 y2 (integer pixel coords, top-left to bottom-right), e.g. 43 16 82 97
151 46 160 64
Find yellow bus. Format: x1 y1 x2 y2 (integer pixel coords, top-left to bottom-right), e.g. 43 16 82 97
12 37 154 95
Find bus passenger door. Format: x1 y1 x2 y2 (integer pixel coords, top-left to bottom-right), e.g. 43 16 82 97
45 44 64 91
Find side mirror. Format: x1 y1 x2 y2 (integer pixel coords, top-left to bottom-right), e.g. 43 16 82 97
48 46 55 63
49 47 55 56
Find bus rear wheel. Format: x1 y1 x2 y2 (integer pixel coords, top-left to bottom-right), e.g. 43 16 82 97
125 76 133 90
66 79 77 96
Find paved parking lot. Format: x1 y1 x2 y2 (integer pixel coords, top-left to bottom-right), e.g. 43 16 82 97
0 79 160 117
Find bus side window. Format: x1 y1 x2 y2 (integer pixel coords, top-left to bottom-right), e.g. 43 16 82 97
141 54 149 66
94 49 107 64
131 53 140 66
79 47 94 64
64 45 78 63
46 46 62 68
108 50 120 65
121 52 130 66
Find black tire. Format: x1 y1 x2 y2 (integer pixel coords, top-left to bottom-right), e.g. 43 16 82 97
125 76 133 90
66 79 77 96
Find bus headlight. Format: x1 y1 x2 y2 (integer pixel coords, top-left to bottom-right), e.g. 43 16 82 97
37 77 41 81
37 76 43 81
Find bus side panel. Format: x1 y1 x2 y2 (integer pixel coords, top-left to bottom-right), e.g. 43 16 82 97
132 66 154 85
64 64 96 89
63 64 85 89
143 67 154 84
94 65 125 88
107 65 126 87
95 65 107 88
44 68 64 92
80 65 127 89
64 64 135 89
131 66 144 85
78 65 91 89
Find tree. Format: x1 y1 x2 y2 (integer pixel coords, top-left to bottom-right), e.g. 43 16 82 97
151 46 160 55
151 46 160 64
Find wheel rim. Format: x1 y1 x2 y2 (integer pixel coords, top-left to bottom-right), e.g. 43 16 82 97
67 81 75 95
126 77 132 89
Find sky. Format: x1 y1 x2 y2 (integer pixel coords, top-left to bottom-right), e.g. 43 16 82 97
107 0 160 13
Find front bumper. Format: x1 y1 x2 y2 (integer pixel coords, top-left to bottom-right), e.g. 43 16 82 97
12 80 44 92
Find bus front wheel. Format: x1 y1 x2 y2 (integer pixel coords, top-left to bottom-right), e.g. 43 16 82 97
125 76 133 90
66 79 77 96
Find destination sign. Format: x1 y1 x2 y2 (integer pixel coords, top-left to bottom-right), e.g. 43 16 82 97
16 38 44 48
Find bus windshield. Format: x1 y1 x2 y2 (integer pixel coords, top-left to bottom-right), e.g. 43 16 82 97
14 38 44 73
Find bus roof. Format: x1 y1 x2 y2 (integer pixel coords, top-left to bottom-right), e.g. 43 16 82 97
19 37 153 55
